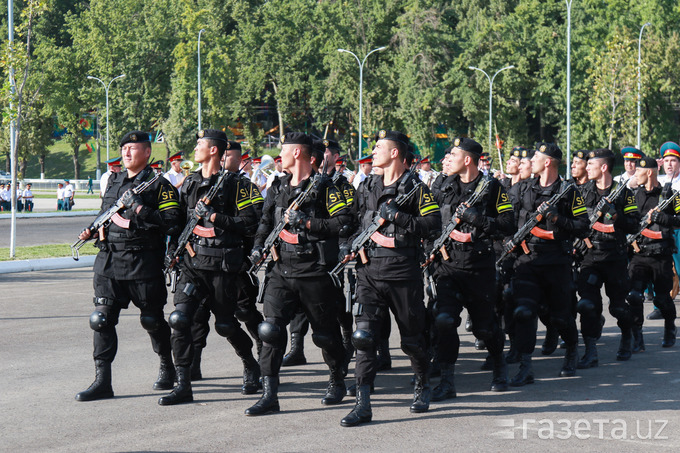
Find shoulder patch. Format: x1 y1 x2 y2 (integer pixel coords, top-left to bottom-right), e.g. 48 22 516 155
326 185 348 216
495 186 513 214
572 190 587 216
157 184 179 212
418 187 439 216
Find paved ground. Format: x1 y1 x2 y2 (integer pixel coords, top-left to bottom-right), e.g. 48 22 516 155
1 267 679 452
0 215 97 248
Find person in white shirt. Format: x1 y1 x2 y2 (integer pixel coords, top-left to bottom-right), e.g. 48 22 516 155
22 183 34 212
240 151 253 179
56 183 65 210
164 152 185 188
353 155 373 189
266 156 285 191
614 146 644 189
16 185 23 212
63 179 74 211
100 157 123 196
417 157 438 188
0 183 11 211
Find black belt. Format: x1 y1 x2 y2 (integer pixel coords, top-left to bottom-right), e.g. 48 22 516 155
366 247 416 258
194 245 224 257
103 242 158 252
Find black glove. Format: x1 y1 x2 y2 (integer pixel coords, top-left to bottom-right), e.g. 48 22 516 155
338 243 351 262
600 200 618 221
194 200 215 221
121 190 143 210
379 201 400 223
287 209 309 228
650 210 674 227
458 205 485 228
249 245 264 265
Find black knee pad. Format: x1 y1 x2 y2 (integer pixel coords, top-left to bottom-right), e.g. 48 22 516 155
609 305 630 321
168 310 190 330
258 320 284 344
351 329 375 351
312 332 337 350
502 285 514 306
400 335 426 358
473 327 494 342
140 313 163 332
549 315 569 331
513 302 535 322
89 311 109 332
215 320 237 338
576 298 597 315
626 290 644 306
234 308 253 323
434 312 459 333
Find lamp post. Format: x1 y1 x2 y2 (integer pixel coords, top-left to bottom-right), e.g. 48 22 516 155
198 29 206 130
87 74 126 162
338 46 387 161
565 0 573 178
468 65 515 156
637 22 651 150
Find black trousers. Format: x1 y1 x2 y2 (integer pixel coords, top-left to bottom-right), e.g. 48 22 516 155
577 258 632 337
260 273 344 376
92 274 171 363
434 266 504 364
353 273 428 386
629 254 677 324
288 279 353 336
512 260 578 354
171 267 254 367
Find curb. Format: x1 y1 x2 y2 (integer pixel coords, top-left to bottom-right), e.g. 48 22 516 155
0 255 96 274
0 210 98 219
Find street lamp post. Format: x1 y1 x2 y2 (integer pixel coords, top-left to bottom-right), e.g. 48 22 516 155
468 65 515 159
198 29 206 130
565 0 573 179
338 46 387 161
87 74 126 163
638 22 651 150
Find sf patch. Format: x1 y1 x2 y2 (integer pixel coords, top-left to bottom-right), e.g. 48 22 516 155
572 190 587 217
326 186 348 216
158 184 179 212
418 188 440 216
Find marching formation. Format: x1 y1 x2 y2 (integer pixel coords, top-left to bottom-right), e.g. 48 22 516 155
74 129 678 427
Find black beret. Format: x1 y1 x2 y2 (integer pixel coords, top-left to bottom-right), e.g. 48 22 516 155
510 146 526 158
376 129 410 147
452 137 483 156
520 148 535 159
573 150 589 161
281 132 313 146
536 142 562 160
587 148 615 160
322 139 341 152
196 129 228 142
120 131 151 147
312 139 326 152
226 141 241 151
638 156 658 169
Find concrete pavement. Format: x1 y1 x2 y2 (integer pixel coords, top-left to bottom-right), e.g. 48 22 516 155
1 267 679 452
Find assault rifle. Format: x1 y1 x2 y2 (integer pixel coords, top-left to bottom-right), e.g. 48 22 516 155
164 169 235 275
579 180 628 249
496 181 574 266
70 172 161 261
248 161 330 278
329 164 422 288
422 175 493 267
627 188 680 253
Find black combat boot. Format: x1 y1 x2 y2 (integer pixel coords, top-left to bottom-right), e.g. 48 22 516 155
431 364 456 401
480 354 493 371
282 333 307 367
242 358 261 395
616 328 633 361
376 339 392 371
153 353 176 390
340 384 372 427
245 376 280 416
75 360 114 401
158 366 193 406
475 338 486 350
321 368 346 405
559 344 578 377
662 321 676 348
465 314 472 332
490 354 508 392
541 326 559 355
505 334 520 364
632 325 645 353
410 374 431 413
190 346 203 381
345 382 374 397
577 337 598 369
509 353 534 387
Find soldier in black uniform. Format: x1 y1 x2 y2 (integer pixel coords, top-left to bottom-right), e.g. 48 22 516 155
159 130 263 405
508 143 588 386
627 155 678 350
568 150 590 186
282 139 357 370
75 131 181 402
245 132 353 416
340 130 441 427
575 148 639 368
428 138 515 401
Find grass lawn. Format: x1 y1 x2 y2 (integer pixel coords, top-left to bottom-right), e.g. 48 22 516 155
0 243 98 261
